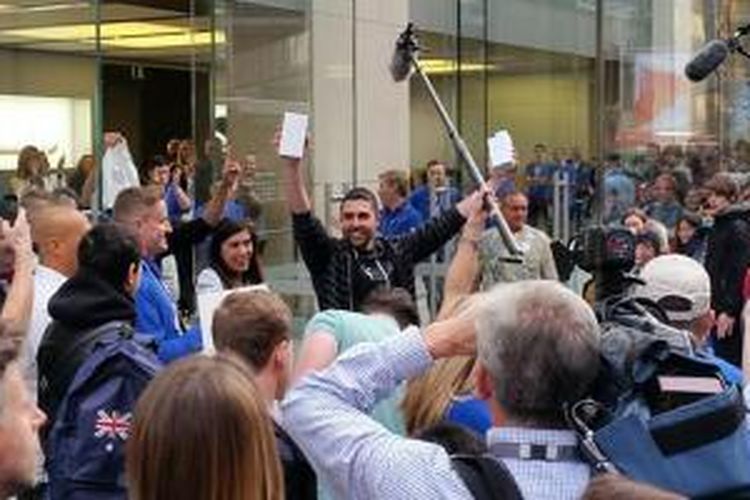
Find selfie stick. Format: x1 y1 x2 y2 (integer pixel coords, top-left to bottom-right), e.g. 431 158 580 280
390 23 523 257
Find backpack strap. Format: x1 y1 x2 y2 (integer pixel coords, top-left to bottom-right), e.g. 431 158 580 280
451 454 524 500
44 321 133 415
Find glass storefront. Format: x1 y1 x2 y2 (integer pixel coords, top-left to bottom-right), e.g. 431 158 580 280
0 0 746 322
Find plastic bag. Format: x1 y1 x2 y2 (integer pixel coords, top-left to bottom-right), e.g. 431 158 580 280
101 139 140 209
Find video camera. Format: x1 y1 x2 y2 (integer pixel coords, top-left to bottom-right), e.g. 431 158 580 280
555 225 637 303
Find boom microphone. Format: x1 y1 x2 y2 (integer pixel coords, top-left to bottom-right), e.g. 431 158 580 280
390 23 418 82
685 39 732 82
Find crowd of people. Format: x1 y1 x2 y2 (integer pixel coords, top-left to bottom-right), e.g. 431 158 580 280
0 129 748 500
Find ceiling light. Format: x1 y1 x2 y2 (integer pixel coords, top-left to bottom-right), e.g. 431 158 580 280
420 59 492 75
0 21 224 49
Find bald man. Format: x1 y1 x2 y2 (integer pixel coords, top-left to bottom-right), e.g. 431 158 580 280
23 205 90 398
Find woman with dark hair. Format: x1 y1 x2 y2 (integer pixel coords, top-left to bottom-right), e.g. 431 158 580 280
196 218 263 294
621 207 649 235
671 212 707 262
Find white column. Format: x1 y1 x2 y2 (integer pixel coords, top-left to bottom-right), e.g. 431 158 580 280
311 0 410 217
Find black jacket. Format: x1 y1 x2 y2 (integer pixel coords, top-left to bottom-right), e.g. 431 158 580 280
293 207 465 310
705 203 750 318
37 271 136 425
275 422 317 499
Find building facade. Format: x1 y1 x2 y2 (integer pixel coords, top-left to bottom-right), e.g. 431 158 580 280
0 0 745 318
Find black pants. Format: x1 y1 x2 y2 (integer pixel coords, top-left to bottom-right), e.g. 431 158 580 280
173 235 196 317
713 319 743 368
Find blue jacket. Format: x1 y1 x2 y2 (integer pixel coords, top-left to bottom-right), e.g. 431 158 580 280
135 259 201 362
379 201 423 237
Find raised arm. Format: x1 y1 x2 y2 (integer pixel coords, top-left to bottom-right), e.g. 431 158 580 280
201 156 240 227
438 206 486 320
275 130 312 214
0 210 34 335
282 320 474 500
273 129 334 274
170 167 193 212
398 189 485 264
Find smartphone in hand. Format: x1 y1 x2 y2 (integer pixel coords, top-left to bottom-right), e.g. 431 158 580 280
278 112 308 159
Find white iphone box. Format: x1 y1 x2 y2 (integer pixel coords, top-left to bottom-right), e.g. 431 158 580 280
279 112 309 159
488 129 515 167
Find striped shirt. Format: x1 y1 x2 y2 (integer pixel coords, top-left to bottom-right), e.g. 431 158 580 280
282 329 591 500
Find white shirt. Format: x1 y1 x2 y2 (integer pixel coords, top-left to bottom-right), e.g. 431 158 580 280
23 264 67 400
196 267 225 295
479 224 559 286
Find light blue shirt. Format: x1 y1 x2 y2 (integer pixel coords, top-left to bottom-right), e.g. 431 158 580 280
282 330 591 500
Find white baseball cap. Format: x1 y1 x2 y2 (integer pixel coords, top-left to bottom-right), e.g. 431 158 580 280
636 254 711 323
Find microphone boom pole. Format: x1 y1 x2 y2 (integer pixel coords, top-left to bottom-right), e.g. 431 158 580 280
392 23 523 257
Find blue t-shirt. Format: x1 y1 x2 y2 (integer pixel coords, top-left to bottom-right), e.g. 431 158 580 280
603 169 636 223
164 183 190 223
445 395 492 436
645 201 684 230
697 348 743 386
409 185 462 222
525 162 557 201
558 162 580 206
379 201 423 238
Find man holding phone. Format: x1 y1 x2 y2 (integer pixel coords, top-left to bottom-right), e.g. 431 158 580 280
276 118 485 311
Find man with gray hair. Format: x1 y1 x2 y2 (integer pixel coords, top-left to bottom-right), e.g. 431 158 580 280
283 280 600 499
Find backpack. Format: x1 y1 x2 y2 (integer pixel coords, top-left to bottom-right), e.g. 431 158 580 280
451 454 524 500
571 296 750 498
45 322 162 500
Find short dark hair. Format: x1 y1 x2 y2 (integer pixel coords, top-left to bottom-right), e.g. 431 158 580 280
341 187 378 214
426 159 445 170
360 287 420 329
636 231 662 255
77 223 141 293
500 191 528 206
606 152 621 162
113 186 163 222
212 290 292 371
677 211 702 229
705 173 739 201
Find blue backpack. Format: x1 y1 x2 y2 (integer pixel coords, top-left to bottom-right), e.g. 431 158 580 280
571 332 750 498
45 322 162 500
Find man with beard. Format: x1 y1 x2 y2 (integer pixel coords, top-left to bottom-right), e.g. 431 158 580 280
278 141 484 312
